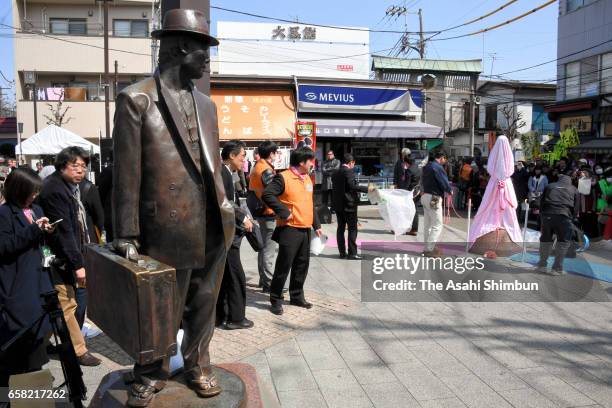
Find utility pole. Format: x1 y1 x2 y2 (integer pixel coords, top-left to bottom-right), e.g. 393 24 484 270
114 60 118 99
151 1 160 74
418 8 425 59
469 75 478 157
103 0 110 139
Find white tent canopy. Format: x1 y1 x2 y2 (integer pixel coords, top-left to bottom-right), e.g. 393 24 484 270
15 125 100 155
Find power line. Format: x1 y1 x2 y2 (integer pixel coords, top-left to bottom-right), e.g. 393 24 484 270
0 70 13 85
212 1 540 41
210 5 438 34
482 37 612 78
426 0 520 41
429 0 556 42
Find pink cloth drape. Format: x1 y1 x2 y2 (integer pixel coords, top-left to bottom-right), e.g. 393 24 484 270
468 135 522 243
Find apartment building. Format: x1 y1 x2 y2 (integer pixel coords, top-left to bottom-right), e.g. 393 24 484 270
546 0 612 154
12 0 157 141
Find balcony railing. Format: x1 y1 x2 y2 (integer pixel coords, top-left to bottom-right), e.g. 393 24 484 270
20 19 150 38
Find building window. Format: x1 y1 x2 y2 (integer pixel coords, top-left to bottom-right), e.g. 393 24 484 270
485 105 498 129
565 61 580 100
566 0 598 13
49 18 87 35
580 55 599 97
602 53 612 94
113 19 148 37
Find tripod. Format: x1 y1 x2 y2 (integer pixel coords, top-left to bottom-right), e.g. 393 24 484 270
1 284 87 408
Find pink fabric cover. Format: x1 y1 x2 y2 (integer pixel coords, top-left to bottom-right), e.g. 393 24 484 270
468 135 522 243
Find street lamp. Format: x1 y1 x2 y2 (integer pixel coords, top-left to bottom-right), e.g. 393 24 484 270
17 122 23 164
23 70 37 133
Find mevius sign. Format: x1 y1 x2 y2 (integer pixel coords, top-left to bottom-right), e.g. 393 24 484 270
298 84 422 115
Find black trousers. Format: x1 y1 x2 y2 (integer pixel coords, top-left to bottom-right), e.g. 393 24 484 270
322 190 332 208
336 210 358 256
538 214 573 271
216 244 247 323
411 199 419 232
270 227 311 303
134 223 227 383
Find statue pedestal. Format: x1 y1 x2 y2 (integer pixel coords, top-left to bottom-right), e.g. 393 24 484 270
89 364 264 408
469 229 521 257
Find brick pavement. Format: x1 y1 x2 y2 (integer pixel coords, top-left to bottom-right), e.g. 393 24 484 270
45 206 612 408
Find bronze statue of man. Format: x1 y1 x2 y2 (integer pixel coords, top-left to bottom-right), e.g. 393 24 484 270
111 9 234 407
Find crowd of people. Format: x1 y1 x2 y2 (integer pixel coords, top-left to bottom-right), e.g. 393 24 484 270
2 141 612 391
444 154 612 240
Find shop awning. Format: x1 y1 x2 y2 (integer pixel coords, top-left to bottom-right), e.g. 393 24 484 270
426 139 443 150
568 138 612 154
309 118 442 139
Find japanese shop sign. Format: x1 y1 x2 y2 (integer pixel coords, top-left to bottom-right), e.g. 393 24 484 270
271 25 317 40
559 115 592 133
211 89 296 141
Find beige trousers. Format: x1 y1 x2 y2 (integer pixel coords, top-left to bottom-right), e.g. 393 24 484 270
54 284 87 357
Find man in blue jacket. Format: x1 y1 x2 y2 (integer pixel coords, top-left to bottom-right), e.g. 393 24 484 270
420 151 452 257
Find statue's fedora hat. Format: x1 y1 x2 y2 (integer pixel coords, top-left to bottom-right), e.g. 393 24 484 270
152 9 219 46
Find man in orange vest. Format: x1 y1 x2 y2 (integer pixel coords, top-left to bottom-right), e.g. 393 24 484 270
262 147 322 315
248 141 279 292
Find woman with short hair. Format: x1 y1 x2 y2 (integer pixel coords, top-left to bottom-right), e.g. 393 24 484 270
0 168 55 386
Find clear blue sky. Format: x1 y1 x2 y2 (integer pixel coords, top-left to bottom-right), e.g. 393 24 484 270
0 0 558 104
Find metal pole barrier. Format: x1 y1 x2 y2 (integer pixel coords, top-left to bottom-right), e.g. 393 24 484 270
465 198 472 253
521 199 530 263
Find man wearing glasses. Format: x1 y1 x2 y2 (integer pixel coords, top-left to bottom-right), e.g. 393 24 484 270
39 146 101 367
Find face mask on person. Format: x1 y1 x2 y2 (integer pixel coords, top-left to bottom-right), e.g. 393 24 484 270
595 168 603 175
607 177 612 184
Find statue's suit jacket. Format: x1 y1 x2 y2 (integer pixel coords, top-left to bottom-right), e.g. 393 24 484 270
112 73 235 271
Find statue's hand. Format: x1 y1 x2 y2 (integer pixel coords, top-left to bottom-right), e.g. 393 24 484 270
113 238 141 261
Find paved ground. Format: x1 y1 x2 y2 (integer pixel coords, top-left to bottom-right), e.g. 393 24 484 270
46 206 612 407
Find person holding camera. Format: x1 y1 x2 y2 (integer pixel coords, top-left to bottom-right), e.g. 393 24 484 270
536 170 579 275
0 168 55 386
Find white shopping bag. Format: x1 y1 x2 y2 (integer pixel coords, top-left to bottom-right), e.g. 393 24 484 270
371 189 416 237
524 228 541 243
169 329 184 375
310 234 328 255
578 177 591 195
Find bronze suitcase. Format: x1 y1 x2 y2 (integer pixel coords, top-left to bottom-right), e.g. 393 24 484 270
85 245 177 365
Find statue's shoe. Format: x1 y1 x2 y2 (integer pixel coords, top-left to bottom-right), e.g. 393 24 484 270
186 373 222 398
125 378 166 407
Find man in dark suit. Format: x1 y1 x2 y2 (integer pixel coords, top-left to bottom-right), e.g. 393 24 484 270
39 147 101 367
75 173 105 331
216 141 254 330
332 153 371 260
111 9 234 406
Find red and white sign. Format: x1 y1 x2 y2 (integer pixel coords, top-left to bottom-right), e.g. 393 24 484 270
336 64 354 72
